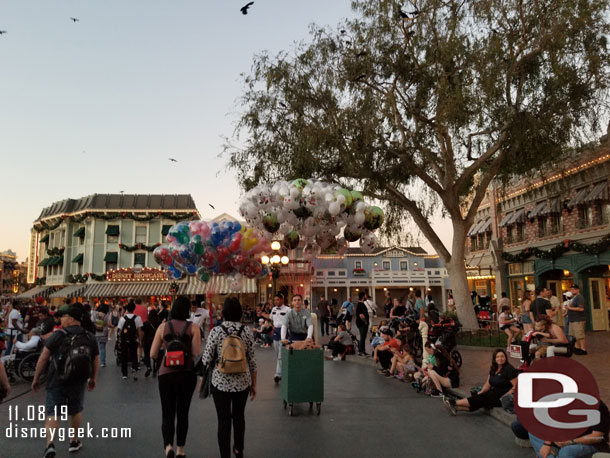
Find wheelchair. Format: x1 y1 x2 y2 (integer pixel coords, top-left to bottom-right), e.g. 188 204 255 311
4 340 45 383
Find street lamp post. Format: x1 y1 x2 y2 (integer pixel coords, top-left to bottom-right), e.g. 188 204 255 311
261 241 289 298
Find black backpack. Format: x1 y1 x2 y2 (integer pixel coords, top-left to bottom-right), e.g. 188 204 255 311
163 321 191 368
121 315 138 344
54 328 94 383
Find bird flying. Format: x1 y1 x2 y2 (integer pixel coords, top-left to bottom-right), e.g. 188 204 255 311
208 204 216 210
70 17 79 22
240 2 254 15
0 31 7 35
169 158 178 162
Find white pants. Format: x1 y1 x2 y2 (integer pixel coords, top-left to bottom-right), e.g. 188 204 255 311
273 339 282 377
546 345 568 357
419 321 429 348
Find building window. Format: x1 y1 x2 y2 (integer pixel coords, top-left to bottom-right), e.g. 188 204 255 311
523 261 534 274
477 233 486 250
134 252 146 267
603 203 610 224
515 224 524 242
538 217 548 237
382 261 391 270
354 261 362 270
106 262 117 272
106 225 120 243
470 235 478 251
135 226 147 244
400 261 408 271
577 206 593 229
508 263 523 275
593 202 610 225
549 214 561 234
77 263 83 275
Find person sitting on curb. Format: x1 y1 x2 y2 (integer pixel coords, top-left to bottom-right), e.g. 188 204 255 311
373 328 400 375
388 335 417 381
411 341 437 392
443 348 517 416
425 344 460 397
529 400 610 457
326 324 353 360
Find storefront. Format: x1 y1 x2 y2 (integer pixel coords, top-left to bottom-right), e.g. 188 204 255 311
466 266 496 301
505 261 536 311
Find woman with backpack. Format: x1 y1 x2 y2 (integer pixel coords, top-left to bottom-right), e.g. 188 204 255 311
150 296 201 458
92 303 111 368
143 309 161 377
201 297 257 458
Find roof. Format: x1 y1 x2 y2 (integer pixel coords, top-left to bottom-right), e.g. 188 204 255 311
345 246 428 256
36 194 198 221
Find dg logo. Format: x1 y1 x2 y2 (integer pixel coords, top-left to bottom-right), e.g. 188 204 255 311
514 357 600 442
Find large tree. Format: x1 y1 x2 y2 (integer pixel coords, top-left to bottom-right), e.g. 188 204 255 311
226 0 610 329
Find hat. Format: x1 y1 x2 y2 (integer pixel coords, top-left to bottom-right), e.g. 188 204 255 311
571 284 579 289
258 318 265 324
380 327 394 337
55 304 84 321
564 291 573 298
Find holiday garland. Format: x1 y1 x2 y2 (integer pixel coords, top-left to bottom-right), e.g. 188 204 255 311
502 234 610 262
68 274 89 284
119 243 161 252
35 211 198 232
35 277 46 286
47 247 65 256
89 273 107 281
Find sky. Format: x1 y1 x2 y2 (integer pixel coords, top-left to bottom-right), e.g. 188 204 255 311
0 0 453 262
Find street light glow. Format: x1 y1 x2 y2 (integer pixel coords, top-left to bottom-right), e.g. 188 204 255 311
281 256 289 265
271 241 281 251
261 255 270 265
271 255 281 264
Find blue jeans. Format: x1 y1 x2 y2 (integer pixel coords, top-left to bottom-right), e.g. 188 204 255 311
4 332 23 356
97 337 106 365
529 433 599 457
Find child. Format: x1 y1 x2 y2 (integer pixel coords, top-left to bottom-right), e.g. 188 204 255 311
499 305 522 345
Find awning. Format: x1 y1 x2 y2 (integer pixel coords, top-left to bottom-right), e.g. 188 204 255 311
506 208 525 226
528 201 548 219
85 282 120 297
72 253 84 263
161 225 172 236
40 234 49 244
477 219 492 234
539 198 561 216
105 225 120 236
104 252 118 263
38 258 50 267
467 220 484 237
498 212 513 227
49 284 88 299
73 227 85 238
180 275 258 295
15 285 53 299
46 256 63 266
568 188 589 208
583 181 608 204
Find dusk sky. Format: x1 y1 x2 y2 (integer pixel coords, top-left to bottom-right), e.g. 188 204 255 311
0 0 452 262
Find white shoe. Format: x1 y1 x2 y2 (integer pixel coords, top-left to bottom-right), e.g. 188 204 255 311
332 357 340 361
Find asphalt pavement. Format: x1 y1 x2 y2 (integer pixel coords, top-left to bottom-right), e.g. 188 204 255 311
0 342 532 458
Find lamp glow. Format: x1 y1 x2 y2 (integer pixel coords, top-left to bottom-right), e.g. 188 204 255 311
281 256 289 265
271 255 281 264
271 241 281 251
261 256 270 265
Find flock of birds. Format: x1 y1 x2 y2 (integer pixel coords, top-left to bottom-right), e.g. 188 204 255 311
0 1 258 34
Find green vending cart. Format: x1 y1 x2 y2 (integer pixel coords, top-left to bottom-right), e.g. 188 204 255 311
280 347 324 416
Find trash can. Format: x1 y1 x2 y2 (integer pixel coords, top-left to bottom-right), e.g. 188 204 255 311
280 347 324 416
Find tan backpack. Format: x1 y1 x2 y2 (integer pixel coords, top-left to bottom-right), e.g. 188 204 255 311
217 324 248 374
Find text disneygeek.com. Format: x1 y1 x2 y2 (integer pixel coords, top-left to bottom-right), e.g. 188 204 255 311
5 422 132 441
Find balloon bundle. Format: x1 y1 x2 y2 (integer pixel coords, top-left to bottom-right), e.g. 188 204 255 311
239 179 384 259
153 220 272 290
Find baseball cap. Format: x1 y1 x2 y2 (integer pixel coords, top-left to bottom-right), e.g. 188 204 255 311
55 303 84 321
570 284 579 289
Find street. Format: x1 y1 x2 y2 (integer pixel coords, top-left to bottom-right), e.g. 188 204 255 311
0 345 530 458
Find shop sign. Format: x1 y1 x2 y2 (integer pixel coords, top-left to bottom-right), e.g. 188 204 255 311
107 267 168 282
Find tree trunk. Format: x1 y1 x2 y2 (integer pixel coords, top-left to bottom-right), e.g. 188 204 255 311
447 221 479 330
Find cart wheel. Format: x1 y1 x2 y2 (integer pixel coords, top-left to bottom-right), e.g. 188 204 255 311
288 404 294 416
316 403 321 415
283 400 287 410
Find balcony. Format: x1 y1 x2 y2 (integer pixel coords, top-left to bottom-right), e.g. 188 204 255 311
352 268 366 276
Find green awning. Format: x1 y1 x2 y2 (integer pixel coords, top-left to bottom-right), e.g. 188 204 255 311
73 227 85 238
104 252 118 263
72 253 84 263
38 258 50 267
161 225 172 236
40 234 49 244
105 225 120 236
48 255 64 266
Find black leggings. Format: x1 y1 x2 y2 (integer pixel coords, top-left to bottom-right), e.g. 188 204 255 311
212 386 250 458
158 371 197 447
121 341 139 376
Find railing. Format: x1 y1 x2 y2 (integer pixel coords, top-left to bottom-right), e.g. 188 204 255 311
456 325 508 348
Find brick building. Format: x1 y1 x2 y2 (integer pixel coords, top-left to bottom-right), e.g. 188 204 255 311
466 135 610 331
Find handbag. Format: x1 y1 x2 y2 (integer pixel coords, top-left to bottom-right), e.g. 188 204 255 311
198 361 214 399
